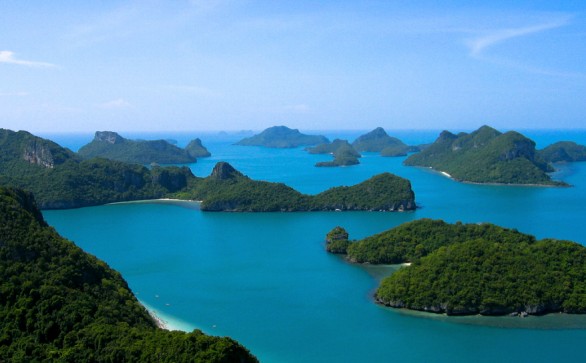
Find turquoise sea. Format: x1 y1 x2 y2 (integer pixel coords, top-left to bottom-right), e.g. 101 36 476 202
43 129 586 363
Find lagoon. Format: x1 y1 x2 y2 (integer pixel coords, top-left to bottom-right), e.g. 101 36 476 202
44 129 586 362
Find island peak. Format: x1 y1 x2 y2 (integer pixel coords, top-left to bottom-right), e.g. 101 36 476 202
235 125 329 148
210 162 244 180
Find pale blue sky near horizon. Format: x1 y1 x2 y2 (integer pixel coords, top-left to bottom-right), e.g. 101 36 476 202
1 1 585 133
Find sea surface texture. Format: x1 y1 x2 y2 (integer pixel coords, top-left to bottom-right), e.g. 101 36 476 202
44 129 586 363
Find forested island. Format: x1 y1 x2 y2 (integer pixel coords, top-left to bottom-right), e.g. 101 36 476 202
0 186 258 362
326 219 586 316
538 141 586 163
352 127 418 156
306 139 361 167
0 129 415 211
235 125 329 148
403 125 567 185
305 127 421 167
78 131 210 164
178 162 415 211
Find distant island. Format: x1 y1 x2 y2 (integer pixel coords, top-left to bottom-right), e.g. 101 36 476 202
235 125 329 148
0 186 258 362
306 139 361 167
326 219 586 316
78 131 210 164
352 127 419 157
304 127 423 167
0 129 415 211
185 137 212 158
404 125 568 186
538 141 586 163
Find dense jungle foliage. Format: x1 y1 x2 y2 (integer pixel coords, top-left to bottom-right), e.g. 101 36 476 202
404 125 566 185
0 186 257 362
326 219 586 316
538 141 586 163
176 163 415 211
335 219 533 263
78 131 202 164
1 129 414 211
376 237 586 315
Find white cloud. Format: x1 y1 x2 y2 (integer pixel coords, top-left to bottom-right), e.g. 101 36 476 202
99 98 132 109
0 51 57 68
467 18 570 58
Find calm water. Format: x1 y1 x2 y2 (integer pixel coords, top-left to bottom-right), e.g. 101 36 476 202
43 129 586 363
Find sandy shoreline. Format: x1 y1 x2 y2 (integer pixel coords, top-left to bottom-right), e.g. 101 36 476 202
141 301 196 332
420 166 564 187
147 308 169 330
108 198 202 208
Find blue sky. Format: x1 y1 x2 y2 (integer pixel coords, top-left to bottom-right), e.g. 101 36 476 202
1 1 585 132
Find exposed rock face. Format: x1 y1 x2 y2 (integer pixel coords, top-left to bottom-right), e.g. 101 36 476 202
94 131 125 144
23 140 56 168
210 162 244 180
375 297 559 316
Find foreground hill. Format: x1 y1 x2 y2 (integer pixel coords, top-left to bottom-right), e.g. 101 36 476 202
0 129 415 211
78 131 210 164
235 126 329 148
404 125 564 185
326 219 586 316
0 186 257 362
306 139 361 167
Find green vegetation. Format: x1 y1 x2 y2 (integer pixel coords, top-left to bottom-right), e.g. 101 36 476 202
0 186 258 362
176 163 416 212
1 129 415 211
0 129 193 208
325 226 350 254
185 138 211 158
78 131 209 164
235 126 329 148
352 127 415 156
339 219 534 264
404 125 566 185
538 141 586 163
311 173 415 211
327 219 586 316
307 139 361 167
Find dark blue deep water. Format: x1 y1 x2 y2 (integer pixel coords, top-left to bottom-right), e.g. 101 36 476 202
43 129 586 362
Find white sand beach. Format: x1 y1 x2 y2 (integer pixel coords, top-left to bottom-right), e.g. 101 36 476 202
141 301 198 332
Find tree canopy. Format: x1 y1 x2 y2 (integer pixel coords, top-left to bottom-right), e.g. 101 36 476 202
326 219 586 316
0 186 258 362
